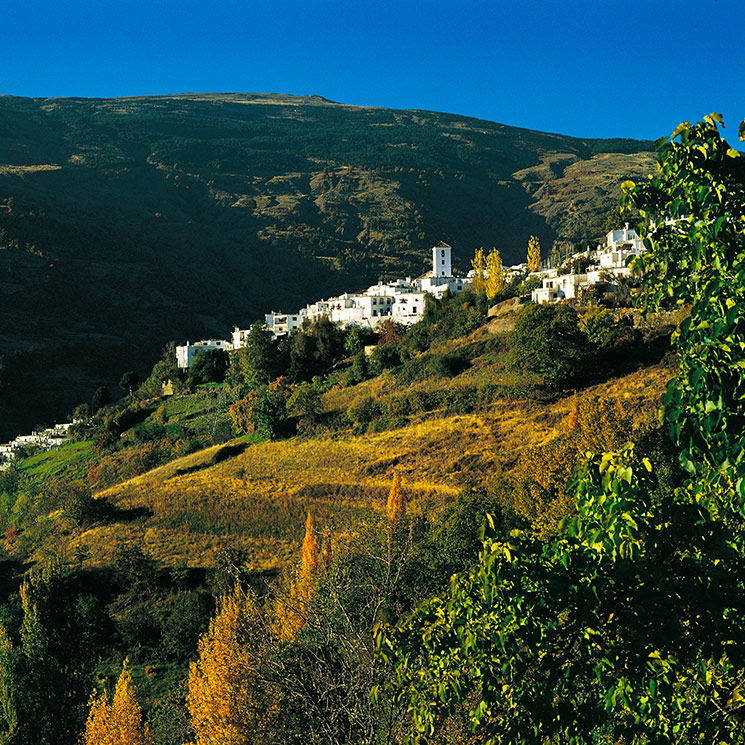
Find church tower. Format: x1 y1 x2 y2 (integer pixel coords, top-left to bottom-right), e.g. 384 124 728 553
432 241 452 277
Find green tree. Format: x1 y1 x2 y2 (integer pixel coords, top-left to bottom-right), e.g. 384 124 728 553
344 326 370 356
289 317 345 381
507 304 588 388
0 569 100 745
92 386 111 412
187 349 229 386
230 378 292 439
623 113 745 493
236 323 286 388
118 371 138 400
377 114 745 745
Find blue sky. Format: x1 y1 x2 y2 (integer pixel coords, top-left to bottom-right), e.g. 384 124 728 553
2 0 743 141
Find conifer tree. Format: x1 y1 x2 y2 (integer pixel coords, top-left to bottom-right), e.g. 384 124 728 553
470 248 486 294
484 248 506 298
188 586 278 745
527 235 541 273
81 660 153 745
0 569 98 745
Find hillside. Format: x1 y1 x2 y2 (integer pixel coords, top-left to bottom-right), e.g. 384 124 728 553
0 92 654 439
0 287 680 744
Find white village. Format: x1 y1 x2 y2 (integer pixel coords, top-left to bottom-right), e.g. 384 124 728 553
2 225 644 469
177 224 645 368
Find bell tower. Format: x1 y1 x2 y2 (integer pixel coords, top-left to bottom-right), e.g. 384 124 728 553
432 241 452 277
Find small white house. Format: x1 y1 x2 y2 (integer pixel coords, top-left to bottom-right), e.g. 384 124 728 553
176 339 233 369
263 312 304 337
391 292 427 323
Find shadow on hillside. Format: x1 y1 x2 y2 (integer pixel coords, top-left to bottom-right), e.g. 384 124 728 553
0 556 33 600
168 441 249 480
94 501 152 525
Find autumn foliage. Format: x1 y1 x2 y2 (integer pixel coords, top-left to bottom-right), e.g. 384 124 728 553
386 471 405 524
274 512 323 641
484 248 506 298
511 395 635 537
81 660 153 745
187 586 278 745
527 235 541 273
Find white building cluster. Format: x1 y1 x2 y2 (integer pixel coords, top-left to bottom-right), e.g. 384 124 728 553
0 422 74 470
238 242 471 344
531 225 645 304
175 228 647 369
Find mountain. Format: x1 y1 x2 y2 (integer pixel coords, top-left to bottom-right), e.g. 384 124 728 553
0 92 655 439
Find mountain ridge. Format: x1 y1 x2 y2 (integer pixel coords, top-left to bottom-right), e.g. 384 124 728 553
0 92 655 438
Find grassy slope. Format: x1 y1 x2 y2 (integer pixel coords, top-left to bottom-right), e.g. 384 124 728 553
21 356 669 574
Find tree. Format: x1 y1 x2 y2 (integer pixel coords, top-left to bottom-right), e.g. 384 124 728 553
229 377 292 439
92 386 111 412
81 660 153 745
0 569 100 745
527 235 541 273
187 349 229 386
286 382 322 432
118 371 138 400
623 113 745 493
386 471 405 524
484 248 506 299
377 115 745 745
470 247 486 294
187 586 279 745
289 317 346 381
344 326 369 356
236 323 286 388
507 304 588 388
275 512 322 641
602 204 637 234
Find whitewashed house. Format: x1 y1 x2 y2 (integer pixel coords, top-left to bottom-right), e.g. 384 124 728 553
176 339 233 369
258 242 471 335
531 224 646 304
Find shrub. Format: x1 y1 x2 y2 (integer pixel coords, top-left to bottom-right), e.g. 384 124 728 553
507 304 589 388
369 344 402 376
346 395 381 425
580 307 616 346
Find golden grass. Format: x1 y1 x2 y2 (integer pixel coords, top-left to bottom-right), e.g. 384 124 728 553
37 361 670 573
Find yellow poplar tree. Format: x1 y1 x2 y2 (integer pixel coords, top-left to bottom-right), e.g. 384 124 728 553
387 471 405 524
484 248 506 298
471 248 486 294
300 511 319 584
188 586 278 745
527 235 541 273
274 512 322 641
81 659 153 745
